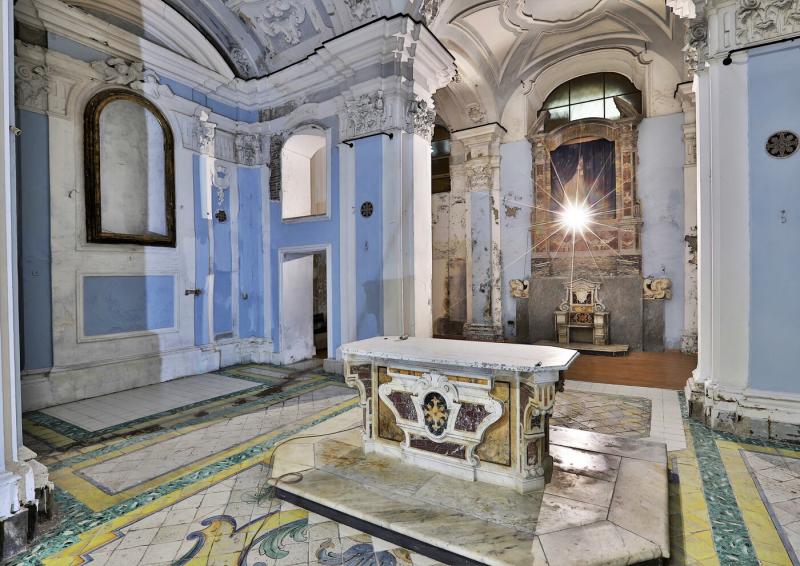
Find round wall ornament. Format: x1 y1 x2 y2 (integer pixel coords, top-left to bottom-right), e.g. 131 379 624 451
766 131 799 158
360 201 374 218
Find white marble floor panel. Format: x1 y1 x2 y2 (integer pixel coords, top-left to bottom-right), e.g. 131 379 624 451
565 380 687 451
77 385 356 493
40 373 259 431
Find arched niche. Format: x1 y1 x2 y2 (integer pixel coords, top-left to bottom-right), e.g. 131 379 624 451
281 130 329 220
84 88 176 246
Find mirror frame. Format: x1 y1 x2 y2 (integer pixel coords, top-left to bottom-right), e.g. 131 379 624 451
84 88 176 247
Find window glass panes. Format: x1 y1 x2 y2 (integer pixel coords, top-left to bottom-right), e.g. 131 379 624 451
569 73 605 104
541 73 641 131
570 99 604 121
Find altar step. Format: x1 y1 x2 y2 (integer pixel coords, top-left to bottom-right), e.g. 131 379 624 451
536 340 630 356
275 427 669 566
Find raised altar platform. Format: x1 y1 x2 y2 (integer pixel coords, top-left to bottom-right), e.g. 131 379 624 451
536 340 630 356
341 336 579 493
276 426 669 566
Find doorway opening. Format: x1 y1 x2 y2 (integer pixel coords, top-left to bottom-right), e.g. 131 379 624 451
279 246 329 364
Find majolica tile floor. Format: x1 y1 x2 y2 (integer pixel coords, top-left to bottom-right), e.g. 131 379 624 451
13 363 800 565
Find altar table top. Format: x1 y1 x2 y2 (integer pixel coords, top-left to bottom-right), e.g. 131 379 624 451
340 336 578 373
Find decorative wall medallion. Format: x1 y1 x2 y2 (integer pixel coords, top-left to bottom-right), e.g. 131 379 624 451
465 103 485 124
423 392 449 436
766 131 799 158
360 201 374 218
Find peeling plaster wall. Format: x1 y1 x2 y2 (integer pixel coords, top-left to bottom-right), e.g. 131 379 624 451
638 113 686 349
499 139 533 340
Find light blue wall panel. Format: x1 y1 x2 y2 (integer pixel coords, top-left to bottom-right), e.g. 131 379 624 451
213 177 233 337
269 117 341 354
354 137 383 339
17 109 52 370
83 275 174 336
638 113 686 349
748 44 800 393
238 167 265 338
193 155 211 346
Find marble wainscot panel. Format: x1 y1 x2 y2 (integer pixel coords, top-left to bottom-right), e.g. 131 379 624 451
341 336 579 494
274 425 669 566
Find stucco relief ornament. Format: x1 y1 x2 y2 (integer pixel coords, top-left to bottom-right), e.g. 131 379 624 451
14 61 48 112
344 0 376 21
344 90 386 137
684 20 708 78
235 134 263 166
643 277 672 300
466 103 486 124
230 47 254 76
406 98 436 141
193 110 216 155
420 0 440 26
245 0 307 45
213 165 230 192
91 58 158 89
466 164 491 190
736 0 800 43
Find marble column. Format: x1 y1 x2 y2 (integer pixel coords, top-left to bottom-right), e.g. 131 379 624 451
676 83 698 355
452 124 505 341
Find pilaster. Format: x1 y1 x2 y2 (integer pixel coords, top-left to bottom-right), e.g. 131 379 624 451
452 124 506 341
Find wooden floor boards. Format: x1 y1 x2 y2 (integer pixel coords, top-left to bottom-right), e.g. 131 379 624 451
565 350 697 390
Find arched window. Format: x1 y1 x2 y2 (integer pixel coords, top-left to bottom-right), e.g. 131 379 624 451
281 132 328 220
431 123 451 194
540 72 641 131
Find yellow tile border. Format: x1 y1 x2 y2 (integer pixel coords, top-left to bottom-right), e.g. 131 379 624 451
716 439 793 566
52 397 358 511
44 401 360 565
670 424 720 566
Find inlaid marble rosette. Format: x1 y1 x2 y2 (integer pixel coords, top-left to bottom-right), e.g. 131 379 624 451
341 336 578 493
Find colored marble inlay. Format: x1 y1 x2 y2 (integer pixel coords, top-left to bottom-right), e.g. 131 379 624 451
409 435 465 459
387 391 417 421
454 401 490 433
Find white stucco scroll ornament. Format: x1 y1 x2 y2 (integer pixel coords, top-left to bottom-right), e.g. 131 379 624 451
14 61 48 112
643 277 672 300
235 0 307 46
193 110 217 156
90 58 159 89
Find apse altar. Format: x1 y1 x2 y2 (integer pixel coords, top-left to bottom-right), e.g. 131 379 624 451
341 336 578 493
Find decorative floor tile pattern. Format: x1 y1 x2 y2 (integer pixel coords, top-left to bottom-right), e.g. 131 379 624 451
14 364 800 565
39 374 259 431
552 389 651 438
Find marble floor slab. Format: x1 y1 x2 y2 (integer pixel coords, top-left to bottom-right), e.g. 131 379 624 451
40 373 259 431
275 427 669 566
565 379 687 451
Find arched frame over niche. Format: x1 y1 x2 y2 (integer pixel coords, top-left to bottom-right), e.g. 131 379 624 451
83 88 176 247
529 110 643 278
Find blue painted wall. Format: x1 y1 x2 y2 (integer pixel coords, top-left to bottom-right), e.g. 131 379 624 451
238 167 265 338
269 119 341 354
83 275 175 336
16 110 52 370
193 155 211 346
212 177 233 338
354 137 383 339
638 113 686 349
748 44 800 393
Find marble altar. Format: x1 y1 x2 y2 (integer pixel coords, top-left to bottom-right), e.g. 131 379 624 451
341 336 578 493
